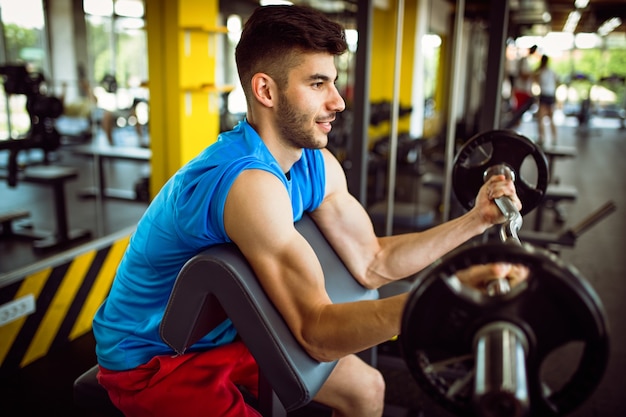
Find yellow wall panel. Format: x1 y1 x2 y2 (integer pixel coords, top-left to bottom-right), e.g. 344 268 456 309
178 0 217 28
147 0 223 194
179 91 219 164
179 31 217 89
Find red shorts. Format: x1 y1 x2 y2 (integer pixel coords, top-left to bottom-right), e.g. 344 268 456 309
97 340 261 417
513 90 533 111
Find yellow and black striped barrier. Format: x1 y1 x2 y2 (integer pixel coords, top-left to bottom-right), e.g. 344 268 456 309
0 226 134 376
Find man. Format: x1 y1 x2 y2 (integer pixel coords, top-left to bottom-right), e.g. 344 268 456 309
92 5 521 417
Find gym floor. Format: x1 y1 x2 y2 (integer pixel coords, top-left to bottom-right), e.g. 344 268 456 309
0 113 624 416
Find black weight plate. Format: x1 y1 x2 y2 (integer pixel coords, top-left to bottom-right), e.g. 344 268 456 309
400 242 609 417
453 130 549 216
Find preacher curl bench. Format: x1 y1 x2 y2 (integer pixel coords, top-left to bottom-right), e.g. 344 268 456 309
75 129 611 417
73 214 379 416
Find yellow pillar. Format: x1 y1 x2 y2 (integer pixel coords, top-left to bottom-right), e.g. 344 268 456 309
145 0 226 197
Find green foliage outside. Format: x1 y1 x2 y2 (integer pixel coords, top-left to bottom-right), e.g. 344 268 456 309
86 18 147 89
3 23 46 72
550 48 626 82
530 47 626 107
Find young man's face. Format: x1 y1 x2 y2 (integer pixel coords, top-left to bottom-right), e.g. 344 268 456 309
275 52 345 150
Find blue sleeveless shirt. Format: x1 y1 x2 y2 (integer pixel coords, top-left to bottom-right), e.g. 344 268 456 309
93 120 326 371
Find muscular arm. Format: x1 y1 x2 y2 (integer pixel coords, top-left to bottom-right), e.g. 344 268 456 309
311 149 519 289
224 169 404 362
224 151 519 362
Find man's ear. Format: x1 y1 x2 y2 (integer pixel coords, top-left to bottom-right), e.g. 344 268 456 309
251 73 276 108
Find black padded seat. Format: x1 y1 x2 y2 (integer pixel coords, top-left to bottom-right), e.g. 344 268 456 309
0 209 30 238
74 214 379 416
541 144 577 181
533 183 578 230
19 166 91 250
544 183 578 201
1 166 92 249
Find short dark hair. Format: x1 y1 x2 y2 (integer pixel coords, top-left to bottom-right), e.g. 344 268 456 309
235 5 347 101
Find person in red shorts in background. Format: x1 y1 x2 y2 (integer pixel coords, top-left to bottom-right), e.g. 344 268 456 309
513 44 538 115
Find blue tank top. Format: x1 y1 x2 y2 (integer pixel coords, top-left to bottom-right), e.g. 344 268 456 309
93 120 326 371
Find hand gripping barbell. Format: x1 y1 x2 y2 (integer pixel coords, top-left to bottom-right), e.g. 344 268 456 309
400 130 610 417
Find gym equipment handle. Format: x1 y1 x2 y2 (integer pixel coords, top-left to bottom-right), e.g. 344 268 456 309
486 277 511 296
483 164 523 295
569 200 616 238
474 322 529 417
483 164 523 246
477 165 529 416
495 197 523 245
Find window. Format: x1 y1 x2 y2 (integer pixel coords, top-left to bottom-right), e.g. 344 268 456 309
0 0 48 138
83 0 148 111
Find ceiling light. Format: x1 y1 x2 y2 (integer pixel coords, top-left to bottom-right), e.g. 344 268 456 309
598 17 623 36
574 0 589 9
84 0 113 17
115 0 144 18
259 0 293 6
575 32 601 49
563 10 581 33
544 31 574 52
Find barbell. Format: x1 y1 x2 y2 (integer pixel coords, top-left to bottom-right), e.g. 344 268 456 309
399 130 610 417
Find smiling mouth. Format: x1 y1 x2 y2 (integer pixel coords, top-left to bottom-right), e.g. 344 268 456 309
316 120 333 133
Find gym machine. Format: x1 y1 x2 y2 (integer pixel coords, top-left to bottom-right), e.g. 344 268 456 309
0 63 63 187
400 130 613 416
0 64 90 250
